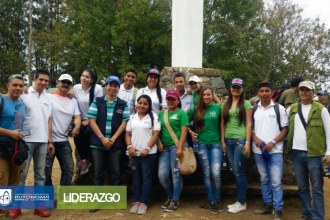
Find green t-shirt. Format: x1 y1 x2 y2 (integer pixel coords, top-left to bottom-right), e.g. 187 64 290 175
222 100 252 139
159 109 189 147
187 104 221 144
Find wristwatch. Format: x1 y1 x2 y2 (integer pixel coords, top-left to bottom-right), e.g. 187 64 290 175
271 140 276 145
145 147 151 152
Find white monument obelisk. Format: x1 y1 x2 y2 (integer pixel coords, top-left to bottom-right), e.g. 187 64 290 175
172 0 203 68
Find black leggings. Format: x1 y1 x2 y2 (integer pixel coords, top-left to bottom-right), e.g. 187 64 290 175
74 124 92 161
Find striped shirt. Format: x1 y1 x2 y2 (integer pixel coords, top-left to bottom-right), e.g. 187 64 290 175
87 96 129 149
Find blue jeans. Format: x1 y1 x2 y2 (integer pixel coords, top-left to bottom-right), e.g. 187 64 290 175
225 138 248 204
19 142 47 186
158 145 183 202
45 141 74 185
130 153 157 204
91 148 121 185
292 150 324 220
254 153 283 211
197 143 222 203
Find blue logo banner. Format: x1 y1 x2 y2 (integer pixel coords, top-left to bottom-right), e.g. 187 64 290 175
0 186 54 209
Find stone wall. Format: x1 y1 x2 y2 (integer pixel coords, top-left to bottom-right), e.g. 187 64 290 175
160 66 228 98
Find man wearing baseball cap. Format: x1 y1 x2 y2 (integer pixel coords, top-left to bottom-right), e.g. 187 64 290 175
87 75 130 192
45 74 81 186
287 80 330 220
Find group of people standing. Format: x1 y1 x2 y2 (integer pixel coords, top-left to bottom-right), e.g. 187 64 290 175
0 69 329 220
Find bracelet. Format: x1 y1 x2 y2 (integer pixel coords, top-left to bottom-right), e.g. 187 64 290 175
98 135 104 139
271 140 277 145
245 141 250 144
127 144 133 150
145 147 151 152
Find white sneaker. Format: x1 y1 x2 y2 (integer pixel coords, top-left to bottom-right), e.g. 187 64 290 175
129 202 140 214
228 202 247 213
227 201 240 209
137 203 147 215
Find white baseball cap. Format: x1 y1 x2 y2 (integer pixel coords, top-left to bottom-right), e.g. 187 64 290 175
188 75 201 83
299 81 315 90
58 74 73 83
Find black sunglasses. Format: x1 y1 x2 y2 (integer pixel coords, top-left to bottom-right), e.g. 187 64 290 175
61 80 72 85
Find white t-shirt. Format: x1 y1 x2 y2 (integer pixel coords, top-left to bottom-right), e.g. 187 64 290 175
135 86 167 114
252 101 288 154
50 93 80 142
118 84 137 115
287 104 330 155
21 87 52 143
73 84 103 120
126 113 161 154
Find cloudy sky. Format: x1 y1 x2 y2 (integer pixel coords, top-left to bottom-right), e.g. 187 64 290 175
293 0 330 27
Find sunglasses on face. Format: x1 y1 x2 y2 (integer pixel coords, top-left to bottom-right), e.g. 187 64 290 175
61 80 72 85
299 87 311 92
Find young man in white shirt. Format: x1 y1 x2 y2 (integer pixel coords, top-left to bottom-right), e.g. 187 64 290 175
45 74 81 186
287 81 330 220
118 69 138 115
252 82 288 220
18 70 53 217
173 72 193 112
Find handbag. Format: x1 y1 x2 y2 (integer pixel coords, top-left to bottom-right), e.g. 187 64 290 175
163 110 197 175
0 139 29 166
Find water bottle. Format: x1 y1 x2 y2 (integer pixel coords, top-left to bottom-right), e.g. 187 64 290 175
173 158 180 175
45 153 52 168
222 152 228 171
193 141 200 152
322 157 330 178
260 141 270 162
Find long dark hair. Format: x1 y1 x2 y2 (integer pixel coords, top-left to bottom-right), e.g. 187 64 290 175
83 68 97 105
222 87 246 125
146 75 162 111
137 94 154 127
194 87 213 132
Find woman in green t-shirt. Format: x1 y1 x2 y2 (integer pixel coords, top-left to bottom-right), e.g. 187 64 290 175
221 78 252 214
188 87 223 215
158 90 189 212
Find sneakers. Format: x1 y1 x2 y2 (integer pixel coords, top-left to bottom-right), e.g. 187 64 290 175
79 159 91 175
164 200 180 212
9 209 21 219
34 209 51 217
161 197 172 209
274 210 283 220
137 203 147 215
209 201 225 215
227 201 247 213
254 203 273 215
129 202 140 214
227 201 240 209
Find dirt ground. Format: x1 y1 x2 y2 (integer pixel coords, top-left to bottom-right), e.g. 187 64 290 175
1 142 329 220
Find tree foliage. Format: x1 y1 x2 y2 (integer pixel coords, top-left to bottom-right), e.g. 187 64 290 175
1 0 329 94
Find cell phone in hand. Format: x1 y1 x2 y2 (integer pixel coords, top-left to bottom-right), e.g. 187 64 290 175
20 129 31 136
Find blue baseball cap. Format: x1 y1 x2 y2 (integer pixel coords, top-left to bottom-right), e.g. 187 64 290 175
147 68 160 76
231 78 244 87
105 75 121 85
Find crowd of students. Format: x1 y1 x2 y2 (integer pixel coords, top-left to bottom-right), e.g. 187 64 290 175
0 69 329 220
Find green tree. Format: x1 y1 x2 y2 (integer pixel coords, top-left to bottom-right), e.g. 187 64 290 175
0 0 27 86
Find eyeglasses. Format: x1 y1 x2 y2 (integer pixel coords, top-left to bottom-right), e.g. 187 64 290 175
299 87 311 92
60 80 72 85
